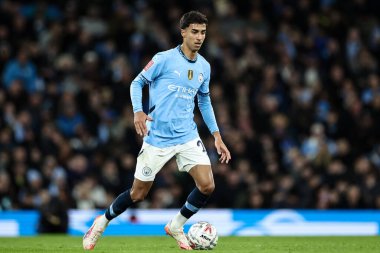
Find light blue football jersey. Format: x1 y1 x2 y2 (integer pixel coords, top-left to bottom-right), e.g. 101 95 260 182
130 45 219 148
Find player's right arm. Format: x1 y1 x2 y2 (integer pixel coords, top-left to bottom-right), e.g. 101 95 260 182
133 111 152 136
130 53 165 136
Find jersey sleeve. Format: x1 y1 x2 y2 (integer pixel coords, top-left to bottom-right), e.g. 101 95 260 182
197 63 219 134
198 63 210 96
130 75 146 113
130 53 166 113
140 53 166 82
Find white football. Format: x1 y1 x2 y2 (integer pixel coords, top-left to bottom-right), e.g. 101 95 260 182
187 221 218 250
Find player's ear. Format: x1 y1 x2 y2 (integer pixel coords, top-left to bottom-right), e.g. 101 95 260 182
181 28 186 38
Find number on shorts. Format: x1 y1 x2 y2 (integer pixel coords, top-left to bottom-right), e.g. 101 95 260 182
197 140 206 152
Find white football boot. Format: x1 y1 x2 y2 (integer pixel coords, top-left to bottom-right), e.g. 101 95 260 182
83 215 109 250
164 221 193 250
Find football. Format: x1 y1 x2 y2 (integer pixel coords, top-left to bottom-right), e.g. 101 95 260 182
187 221 218 250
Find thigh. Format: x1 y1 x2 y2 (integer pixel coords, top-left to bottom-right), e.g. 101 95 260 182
176 138 211 172
135 142 175 181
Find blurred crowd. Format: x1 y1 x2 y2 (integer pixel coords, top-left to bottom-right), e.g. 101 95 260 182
1 0 380 213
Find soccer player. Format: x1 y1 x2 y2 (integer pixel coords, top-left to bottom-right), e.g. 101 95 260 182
83 10 231 250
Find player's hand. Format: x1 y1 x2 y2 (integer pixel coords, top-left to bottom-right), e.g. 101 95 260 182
213 132 231 164
134 111 153 137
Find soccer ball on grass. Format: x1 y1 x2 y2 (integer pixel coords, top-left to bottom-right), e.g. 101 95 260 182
187 221 218 250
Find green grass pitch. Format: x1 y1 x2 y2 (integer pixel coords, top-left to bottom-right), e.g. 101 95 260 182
0 236 379 253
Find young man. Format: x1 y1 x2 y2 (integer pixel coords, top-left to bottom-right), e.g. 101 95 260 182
83 11 231 250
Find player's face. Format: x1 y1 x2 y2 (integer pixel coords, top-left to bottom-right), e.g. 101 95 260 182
182 23 207 52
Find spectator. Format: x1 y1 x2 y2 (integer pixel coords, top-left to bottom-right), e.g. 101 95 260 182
3 49 39 93
37 189 68 234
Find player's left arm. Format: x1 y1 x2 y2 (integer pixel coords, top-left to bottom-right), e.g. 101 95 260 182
197 66 231 164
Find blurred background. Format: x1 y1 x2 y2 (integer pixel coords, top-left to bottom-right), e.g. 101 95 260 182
1 0 380 233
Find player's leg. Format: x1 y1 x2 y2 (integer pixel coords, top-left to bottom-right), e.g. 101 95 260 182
165 138 212 250
83 179 153 250
84 142 173 250
105 179 154 220
169 164 214 229
165 165 213 250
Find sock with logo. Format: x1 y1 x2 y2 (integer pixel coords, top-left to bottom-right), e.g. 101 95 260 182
105 189 133 221
171 187 210 230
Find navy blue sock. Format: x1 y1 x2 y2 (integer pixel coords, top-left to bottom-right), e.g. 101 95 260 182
105 189 133 221
180 187 211 219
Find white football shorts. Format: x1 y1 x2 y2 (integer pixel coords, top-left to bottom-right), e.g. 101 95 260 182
134 138 211 181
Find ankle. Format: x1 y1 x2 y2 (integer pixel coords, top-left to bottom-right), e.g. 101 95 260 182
170 212 188 230
98 214 110 227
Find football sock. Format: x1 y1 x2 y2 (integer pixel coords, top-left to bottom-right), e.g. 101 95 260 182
170 212 188 230
97 214 110 227
172 187 210 229
105 189 133 221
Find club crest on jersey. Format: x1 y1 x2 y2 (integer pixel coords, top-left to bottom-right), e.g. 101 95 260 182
188 70 193 80
198 73 203 83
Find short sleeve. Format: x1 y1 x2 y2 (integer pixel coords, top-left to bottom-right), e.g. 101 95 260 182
141 53 166 82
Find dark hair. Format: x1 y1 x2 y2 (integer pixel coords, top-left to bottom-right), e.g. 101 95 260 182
179 11 208 29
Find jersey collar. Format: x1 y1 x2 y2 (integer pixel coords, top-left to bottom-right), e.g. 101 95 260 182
177 45 197 63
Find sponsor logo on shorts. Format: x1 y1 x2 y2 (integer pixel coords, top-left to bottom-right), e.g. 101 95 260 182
142 166 152 176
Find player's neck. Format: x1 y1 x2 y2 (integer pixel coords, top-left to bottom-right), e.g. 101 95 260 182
180 44 197 61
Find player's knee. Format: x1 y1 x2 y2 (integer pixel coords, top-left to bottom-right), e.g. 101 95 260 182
199 182 215 195
130 190 148 202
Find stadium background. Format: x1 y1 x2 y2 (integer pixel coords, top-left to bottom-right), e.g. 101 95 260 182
1 0 380 234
